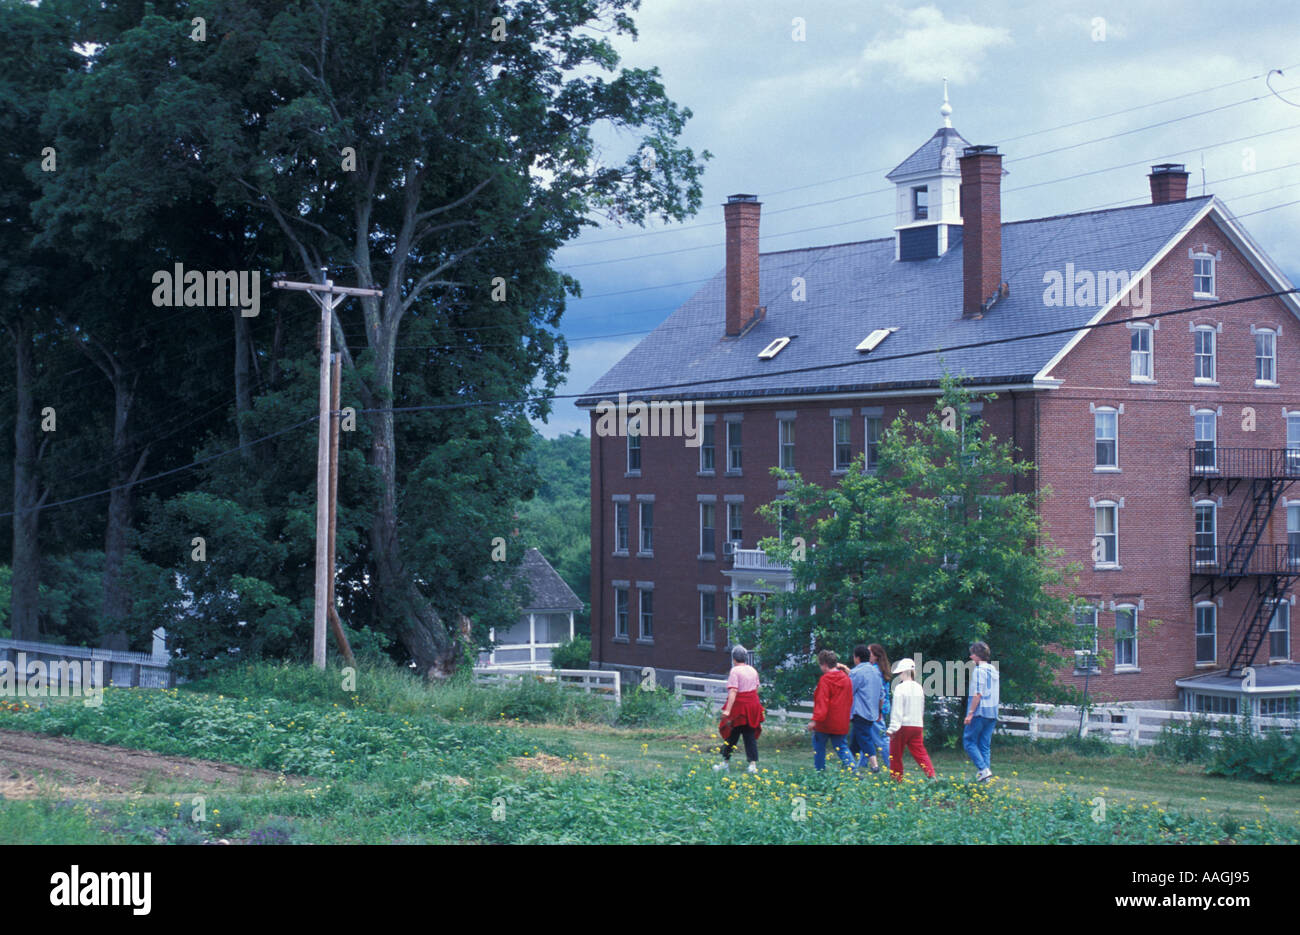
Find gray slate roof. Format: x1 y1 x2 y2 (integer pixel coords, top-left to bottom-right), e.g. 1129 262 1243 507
578 197 1213 405
886 126 970 180
1176 663 1300 692
514 548 583 612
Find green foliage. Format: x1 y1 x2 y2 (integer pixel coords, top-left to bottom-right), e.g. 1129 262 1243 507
615 687 683 727
550 635 592 671
729 375 1079 707
1157 716 1300 783
516 431 591 633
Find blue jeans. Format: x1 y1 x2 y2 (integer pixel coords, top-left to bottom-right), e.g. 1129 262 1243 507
963 715 996 772
812 731 853 771
850 717 889 769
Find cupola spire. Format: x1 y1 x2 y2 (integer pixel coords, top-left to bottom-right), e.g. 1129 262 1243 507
940 77 952 128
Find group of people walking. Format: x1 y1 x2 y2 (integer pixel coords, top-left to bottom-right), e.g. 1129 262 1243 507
715 641 1000 783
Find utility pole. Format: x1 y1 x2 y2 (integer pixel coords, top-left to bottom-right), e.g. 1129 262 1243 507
273 271 381 669
327 352 355 667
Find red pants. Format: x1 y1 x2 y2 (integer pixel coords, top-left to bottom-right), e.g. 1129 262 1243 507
889 727 935 780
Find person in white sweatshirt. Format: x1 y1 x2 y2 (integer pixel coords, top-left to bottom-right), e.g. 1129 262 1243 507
886 657 936 780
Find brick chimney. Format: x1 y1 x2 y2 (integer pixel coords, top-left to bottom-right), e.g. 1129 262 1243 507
724 194 762 336
1148 163 1189 204
959 146 1003 320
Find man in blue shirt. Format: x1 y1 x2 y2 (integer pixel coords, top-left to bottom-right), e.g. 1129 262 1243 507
847 644 887 773
963 641 1000 782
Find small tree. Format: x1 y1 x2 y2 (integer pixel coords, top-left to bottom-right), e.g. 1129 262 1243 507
728 375 1079 707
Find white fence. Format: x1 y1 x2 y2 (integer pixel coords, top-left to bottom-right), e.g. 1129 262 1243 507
998 703 1300 747
472 667 621 702
0 637 174 689
674 675 814 723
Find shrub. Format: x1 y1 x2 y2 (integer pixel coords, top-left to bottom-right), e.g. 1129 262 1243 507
1154 715 1220 763
616 687 682 727
1206 719 1300 783
550 636 592 671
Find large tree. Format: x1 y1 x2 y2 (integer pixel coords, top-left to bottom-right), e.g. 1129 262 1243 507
32 0 706 674
730 377 1080 707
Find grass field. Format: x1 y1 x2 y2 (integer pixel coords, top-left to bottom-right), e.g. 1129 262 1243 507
0 665 1296 844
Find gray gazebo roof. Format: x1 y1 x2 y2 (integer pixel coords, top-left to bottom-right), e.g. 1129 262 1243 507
1176 664 1300 695
514 548 583 613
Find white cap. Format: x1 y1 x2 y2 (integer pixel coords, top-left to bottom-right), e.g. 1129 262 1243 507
894 657 916 675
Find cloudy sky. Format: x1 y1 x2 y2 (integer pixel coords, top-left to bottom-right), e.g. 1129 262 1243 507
535 0 1300 436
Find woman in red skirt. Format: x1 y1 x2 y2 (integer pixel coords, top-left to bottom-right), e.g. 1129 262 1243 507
715 644 765 774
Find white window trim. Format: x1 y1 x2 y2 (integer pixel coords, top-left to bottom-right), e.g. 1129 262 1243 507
1113 603 1140 672
698 589 717 648
612 498 631 556
1091 498 1122 570
1190 248 1219 300
1193 499 1218 567
1128 321 1156 383
831 413 852 473
637 585 655 644
1192 324 1218 384
1267 599 1292 662
698 500 717 559
1252 326 1279 387
698 420 716 476
637 500 654 557
1194 600 1218 667
1093 405 1120 472
1193 407 1218 473
612 585 630 642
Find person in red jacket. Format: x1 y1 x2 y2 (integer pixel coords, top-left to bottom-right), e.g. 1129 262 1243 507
808 649 854 770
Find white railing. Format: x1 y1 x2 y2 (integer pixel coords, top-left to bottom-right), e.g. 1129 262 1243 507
0 638 174 689
997 703 1300 746
672 679 1300 743
731 548 792 572
673 675 813 723
472 666 620 702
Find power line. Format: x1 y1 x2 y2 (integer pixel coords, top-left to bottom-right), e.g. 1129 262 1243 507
0 416 318 520
352 288 1300 413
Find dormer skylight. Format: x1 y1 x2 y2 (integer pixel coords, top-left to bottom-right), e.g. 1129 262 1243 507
758 336 792 359
856 327 898 353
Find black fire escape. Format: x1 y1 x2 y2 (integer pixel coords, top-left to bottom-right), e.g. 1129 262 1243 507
1189 447 1300 675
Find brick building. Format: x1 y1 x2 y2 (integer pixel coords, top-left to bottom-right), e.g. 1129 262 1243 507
577 108 1300 709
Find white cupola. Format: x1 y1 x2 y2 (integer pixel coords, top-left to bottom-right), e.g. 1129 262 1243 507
886 79 969 261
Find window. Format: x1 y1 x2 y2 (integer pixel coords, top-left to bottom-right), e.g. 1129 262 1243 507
777 501 792 543
1193 253 1215 296
1114 606 1138 669
1289 414 1300 475
833 417 852 471
627 416 642 473
700 503 716 556
1094 408 1118 469
727 421 742 472
700 592 716 646
1094 503 1118 567
727 502 743 545
960 410 983 466
779 419 796 471
1256 329 1277 384
1194 327 1216 382
1195 603 1217 665
1194 501 1217 565
639 588 654 641
1289 502 1300 566
1130 325 1153 380
912 185 928 221
614 587 629 639
1259 697 1298 718
1269 601 1290 660
614 502 630 553
1190 693 1237 715
1194 410 1217 471
638 502 653 554
1074 606 1099 670
700 423 715 473
865 416 882 471
757 336 792 359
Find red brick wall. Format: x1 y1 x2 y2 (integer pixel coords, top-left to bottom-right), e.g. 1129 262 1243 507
587 390 1033 680
1036 214 1300 701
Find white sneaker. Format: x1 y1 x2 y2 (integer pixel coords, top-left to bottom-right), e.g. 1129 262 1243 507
746 762 759 774
976 768 993 781
713 760 730 772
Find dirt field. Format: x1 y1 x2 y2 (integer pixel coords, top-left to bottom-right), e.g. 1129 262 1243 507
0 729 294 798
